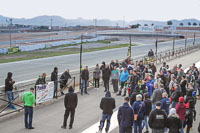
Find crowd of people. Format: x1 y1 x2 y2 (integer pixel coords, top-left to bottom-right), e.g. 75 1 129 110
95 57 200 133
3 50 200 133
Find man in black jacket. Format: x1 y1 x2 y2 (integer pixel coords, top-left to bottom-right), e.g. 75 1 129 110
61 86 78 130
81 66 89 95
60 69 71 95
148 102 167 133
102 65 111 92
51 67 58 98
97 91 116 133
171 84 182 108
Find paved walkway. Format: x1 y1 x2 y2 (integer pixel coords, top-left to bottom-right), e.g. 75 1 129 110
1 50 200 133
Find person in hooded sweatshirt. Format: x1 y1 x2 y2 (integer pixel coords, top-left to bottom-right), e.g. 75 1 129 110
176 97 186 133
23 87 36 129
118 97 133 133
97 91 116 133
166 108 182 133
61 86 78 130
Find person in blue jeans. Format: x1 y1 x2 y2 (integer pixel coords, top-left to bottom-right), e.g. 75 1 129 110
23 87 36 129
5 72 16 110
97 91 116 133
81 66 89 95
132 94 146 133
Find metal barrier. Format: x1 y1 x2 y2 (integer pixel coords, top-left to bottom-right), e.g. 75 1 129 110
0 89 25 117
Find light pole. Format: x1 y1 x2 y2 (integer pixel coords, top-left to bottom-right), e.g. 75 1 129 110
129 35 132 58
185 37 187 49
79 35 83 90
172 37 175 56
193 33 196 45
155 37 158 57
8 19 12 48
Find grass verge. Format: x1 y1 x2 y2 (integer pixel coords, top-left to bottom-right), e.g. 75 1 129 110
0 43 137 64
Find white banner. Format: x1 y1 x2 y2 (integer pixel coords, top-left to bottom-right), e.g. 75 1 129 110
36 82 54 104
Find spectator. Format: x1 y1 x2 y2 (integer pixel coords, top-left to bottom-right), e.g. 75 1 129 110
161 92 170 116
60 69 71 95
148 49 154 58
148 102 167 133
111 66 119 93
149 62 157 79
93 64 101 90
36 73 46 86
171 84 182 108
130 89 143 106
180 75 187 96
102 64 111 92
5 72 16 110
166 108 182 133
142 93 152 133
23 87 36 129
51 67 58 98
129 70 140 95
176 97 186 133
117 67 129 96
146 75 154 97
132 94 146 133
81 66 89 95
118 97 133 133
122 59 127 68
61 86 78 130
98 91 116 133
115 60 119 68
151 83 162 110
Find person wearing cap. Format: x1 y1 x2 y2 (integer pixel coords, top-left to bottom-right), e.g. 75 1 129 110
166 108 182 133
22 87 36 129
118 97 133 133
142 93 152 133
176 97 186 133
51 67 58 98
148 101 167 133
161 92 170 116
132 94 146 133
61 86 78 130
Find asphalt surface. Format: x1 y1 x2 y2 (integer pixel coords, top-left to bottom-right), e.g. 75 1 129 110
0 38 199 87
1 50 200 133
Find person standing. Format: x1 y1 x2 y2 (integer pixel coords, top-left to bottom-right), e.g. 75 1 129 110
117 67 129 96
5 72 16 110
176 97 186 133
60 69 71 95
132 94 146 133
148 102 167 133
148 49 154 58
166 108 182 133
61 86 78 129
142 93 152 133
51 67 58 98
22 87 36 129
160 92 171 116
118 97 133 133
151 83 162 110
97 91 116 133
111 66 119 93
81 66 89 95
102 65 111 92
93 64 101 90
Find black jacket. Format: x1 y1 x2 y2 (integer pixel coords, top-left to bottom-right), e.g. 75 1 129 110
148 109 167 129
51 70 58 82
102 68 111 81
5 78 15 91
130 75 139 88
60 71 71 85
172 88 182 102
64 91 78 109
81 69 89 80
144 99 152 116
100 91 116 115
166 115 182 133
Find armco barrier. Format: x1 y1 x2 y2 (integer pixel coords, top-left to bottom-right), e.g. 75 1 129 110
0 44 199 110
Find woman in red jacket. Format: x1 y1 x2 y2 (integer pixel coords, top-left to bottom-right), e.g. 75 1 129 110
176 97 186 133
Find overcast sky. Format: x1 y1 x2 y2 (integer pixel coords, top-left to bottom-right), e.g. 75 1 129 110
1 0 200 21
